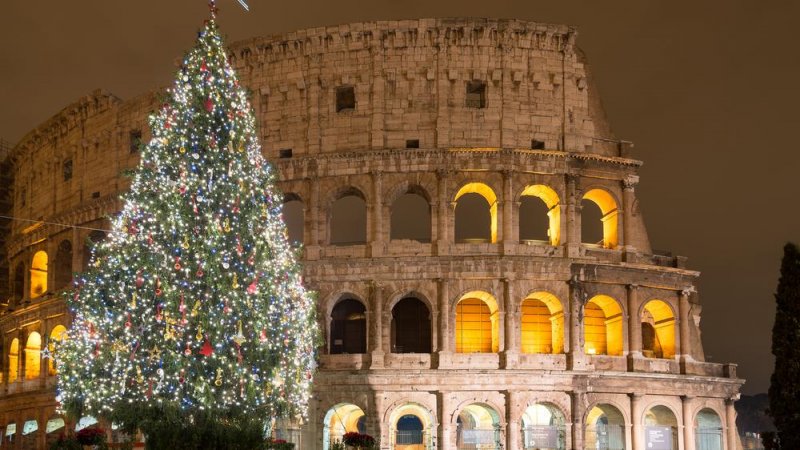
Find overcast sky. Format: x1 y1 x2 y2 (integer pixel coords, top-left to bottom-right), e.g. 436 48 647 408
2 0 799 394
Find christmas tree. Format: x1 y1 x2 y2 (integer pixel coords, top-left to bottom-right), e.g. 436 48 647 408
55 13 318 447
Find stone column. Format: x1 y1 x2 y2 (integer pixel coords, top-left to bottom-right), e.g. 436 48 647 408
501 169 514 251
622 175 638 251
627 284 642 361
308 180 321 260
506 390 520 450
679 288 693 363
437 278 452 368
435 169 450 255
682 396 695 450
571 391 586 450
630 394 644 450
71 226 82 273
370 171 383 257
567 276 587 370
565 174 581 257
502 278 518 368
439 391 454 450
725 398 738 450
370 282 385 368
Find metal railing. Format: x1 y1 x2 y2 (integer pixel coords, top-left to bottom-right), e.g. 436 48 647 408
584 424 625 450
695 428 723 450
393 429 433 449
456 428 501 449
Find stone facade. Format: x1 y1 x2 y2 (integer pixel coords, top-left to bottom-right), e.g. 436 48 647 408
0 18 741 450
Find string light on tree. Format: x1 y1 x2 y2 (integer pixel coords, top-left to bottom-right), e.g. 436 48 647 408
54 2 318 432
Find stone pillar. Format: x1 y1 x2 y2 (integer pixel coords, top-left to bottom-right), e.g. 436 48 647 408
627 284 642 361
725 398 738 450
439 391 454 450
682 396 695 450
71 226 82 273
370 171 384 257
308 180 321 260
630 394 644 450
506 390 520 450
565 174 581 257
567 276 587 370
437 278 452 367
622 175 638 251
571 391 586 450
435 169 450 255
370 282 385 368
679 289 693 363
502 278 518 368
501 169 514 250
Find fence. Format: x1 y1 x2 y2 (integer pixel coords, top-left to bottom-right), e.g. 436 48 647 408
695 427 723 450
584 424 625 450
393 429 434 449
456 428 501 449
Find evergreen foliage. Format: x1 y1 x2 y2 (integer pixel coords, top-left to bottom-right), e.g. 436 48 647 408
768 242 800 449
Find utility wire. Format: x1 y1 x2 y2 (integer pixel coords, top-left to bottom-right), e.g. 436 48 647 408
0 214 115 233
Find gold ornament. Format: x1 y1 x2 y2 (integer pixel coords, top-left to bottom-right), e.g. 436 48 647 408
214 368 223 386
223 218 231 233
232 274 239 289
130 293 137 308
179 146 186 154
232 320 246 345
191 300 201 317
136 366 144 384
148 345 162 362
196 325 204 341
182 236 190 249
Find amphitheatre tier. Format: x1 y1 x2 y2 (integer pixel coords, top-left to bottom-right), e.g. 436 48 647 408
0 17 741 450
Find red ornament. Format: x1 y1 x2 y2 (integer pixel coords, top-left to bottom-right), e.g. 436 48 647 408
201 61 208 72
247 279 258 295
174 257 182 270
125 313 132 328
200 338 213 357
136 271 144 288
155 305 163 322
259 329 267 342
204 98 214 112
184 343 192 356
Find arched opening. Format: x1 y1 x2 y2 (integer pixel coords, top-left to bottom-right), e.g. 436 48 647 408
55 240 73 290
641 300 676 359
521 403 566 450
84 230 107 270
390 192 432 242
455 291 499 353
330 190 367 245
584 295 624 356
644 405 678 450
389 403 436 450
75 416 98 431
45 417 65 447
323 403 366 450
5 422 15 447
519 185 561 246
45 416 65 447
48 325 68 376
520 292 564 354
454 183 498 243
581 189 619 249
391 297 432 354
24 332 41 380
695 408 723 450
330 298 367 354
30 251 48 298
21 419 38 448
282 194 304 245
12 262 25 305
8 338 19 383
585 404 626 450
456 403 502 449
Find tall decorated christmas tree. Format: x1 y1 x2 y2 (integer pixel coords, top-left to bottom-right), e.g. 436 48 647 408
55 8 318 448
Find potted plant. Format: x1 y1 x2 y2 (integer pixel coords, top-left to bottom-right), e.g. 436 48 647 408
342 432 378 449
75 427 108 449
265 438 295 449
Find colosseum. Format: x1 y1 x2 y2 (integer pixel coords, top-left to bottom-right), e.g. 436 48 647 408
0 18 742 450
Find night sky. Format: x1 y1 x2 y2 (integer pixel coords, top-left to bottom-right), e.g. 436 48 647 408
2 0 798 395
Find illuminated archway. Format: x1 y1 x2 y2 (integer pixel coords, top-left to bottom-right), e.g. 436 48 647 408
644 405 678 450
8 338 19 383
48 325 68 375
521 403 566 450
695 408 723 450
581 189 619 249
456 403 502 449
454 183 498 243
584 295 624 356
455 291 500 353
24 332 41 380
641 300 676 359
45 416 66 447
388 403 436 450
323 403 366 450
519 185 561 246
585 404 626 450
30 251 48 298
21 419 38 448
520 292 564 354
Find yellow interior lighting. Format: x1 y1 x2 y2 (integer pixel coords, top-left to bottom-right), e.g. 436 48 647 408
455 291 499 353
48 325 67 375
520 185 561 245
642 299 676 359
584 295 623 356
30 251 48 298
582 189 618 249
8 338 19 383
24 332 41 380
454 183 498 243
520 291 564 354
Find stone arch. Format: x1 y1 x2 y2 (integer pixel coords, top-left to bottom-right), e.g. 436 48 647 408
8 338 19 383
386 289 436 314
454 182 498 243
640 299 677 359
386 402 436 450
24 331 42 379
30 250 48 298
694 408 723 450
520 402 567 450
391 297 432 354
330 296 367 355
45 415 66 446
454 402 503 449
282 192 305 245
21 418 38 447
330 186 368 245
584 295 624 356
389 183 432 243
322 403 367 450
54 239 73 290
519 184 561 246
12 261 25 305
581 188 619 249
48 325 68 376
455 290 501 353
520 291 565 354
584 403 627 450
643 404 679 450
